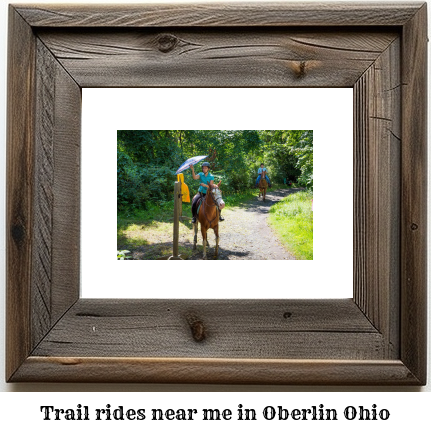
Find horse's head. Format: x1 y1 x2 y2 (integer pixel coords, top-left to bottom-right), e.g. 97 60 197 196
210 183 225 210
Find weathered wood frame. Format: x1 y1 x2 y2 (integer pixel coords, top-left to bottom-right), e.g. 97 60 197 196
6 3 427 384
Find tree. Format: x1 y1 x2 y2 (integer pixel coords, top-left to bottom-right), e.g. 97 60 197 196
287 130 313 189
117 129 313 212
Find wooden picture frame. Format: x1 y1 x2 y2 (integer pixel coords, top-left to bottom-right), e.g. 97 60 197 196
6 2 427 384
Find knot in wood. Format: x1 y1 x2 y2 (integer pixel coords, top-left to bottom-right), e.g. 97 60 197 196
186 314 206 342
411 223 418 230
11 222 26 245
295 61 307 78
157 34 178 53
283 312 292 319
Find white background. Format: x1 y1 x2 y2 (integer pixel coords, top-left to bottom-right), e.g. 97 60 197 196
0 0 429 422
81 87 353 299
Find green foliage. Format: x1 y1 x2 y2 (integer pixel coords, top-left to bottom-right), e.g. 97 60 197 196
117 148 149 212
117 250 131 260
268 191 313 260
287 130 313 189
256 130 300 185
117 131 185 211
117 129 313 213
222 188 259 207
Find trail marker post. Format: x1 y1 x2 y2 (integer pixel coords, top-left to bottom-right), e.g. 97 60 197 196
158 181 191 260
171 181 182 260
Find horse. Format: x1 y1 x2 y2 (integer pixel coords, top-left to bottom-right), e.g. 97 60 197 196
193 182 225 259
258 177 268 201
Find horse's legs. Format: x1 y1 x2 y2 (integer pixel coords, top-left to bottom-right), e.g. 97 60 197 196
202 227 207 259
193 221 198 250
213 224 219 259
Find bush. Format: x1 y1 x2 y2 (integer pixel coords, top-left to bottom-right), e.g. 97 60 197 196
117 149 150 211
118 148 181 212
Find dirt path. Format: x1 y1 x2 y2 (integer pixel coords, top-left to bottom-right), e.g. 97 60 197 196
128 188 302 260
188 188 300 260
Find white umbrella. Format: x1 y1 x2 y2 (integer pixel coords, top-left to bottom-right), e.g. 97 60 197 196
175 155 208 174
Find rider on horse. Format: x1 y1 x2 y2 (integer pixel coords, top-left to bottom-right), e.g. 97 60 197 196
190 162 224 223
255 163 272 188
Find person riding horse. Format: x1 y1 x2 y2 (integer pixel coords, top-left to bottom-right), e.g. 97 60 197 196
255 163 272 188
190 162 224 223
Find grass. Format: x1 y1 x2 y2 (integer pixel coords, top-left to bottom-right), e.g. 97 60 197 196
117 200 187 250
268 190 313 260
117 183 299 257
118 187 261 229
221 188 259 207
219 182 295 208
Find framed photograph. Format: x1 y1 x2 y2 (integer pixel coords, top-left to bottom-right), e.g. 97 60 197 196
6 3 427 384
83 88 352 300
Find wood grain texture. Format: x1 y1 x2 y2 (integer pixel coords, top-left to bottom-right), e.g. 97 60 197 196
7 9 82 381
32 39 81 349
50 51 81 324
15 2 423 27
375 41 402 358
6 2 427 385
6 7 36 381
32 40 56 347
37 29 398 88
400 3 428 384
353 38 401 358
32 299 384 360
12 358 420 385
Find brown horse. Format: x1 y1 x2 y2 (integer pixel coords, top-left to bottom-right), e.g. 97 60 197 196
193 182 225 259
258 177 268 201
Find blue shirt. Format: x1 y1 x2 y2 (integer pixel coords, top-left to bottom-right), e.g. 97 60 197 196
258 167 267 174
198 172 214 194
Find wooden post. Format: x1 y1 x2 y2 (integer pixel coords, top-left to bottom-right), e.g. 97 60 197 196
157 181 190 260
168 181 182 260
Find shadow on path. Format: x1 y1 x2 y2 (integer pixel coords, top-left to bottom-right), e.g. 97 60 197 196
189 188 302 260
123 188 303 261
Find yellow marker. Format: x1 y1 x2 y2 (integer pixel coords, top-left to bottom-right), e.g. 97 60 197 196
177 173 190 202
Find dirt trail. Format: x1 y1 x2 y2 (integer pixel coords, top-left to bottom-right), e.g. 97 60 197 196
128 188 301 260
188 188 300 260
